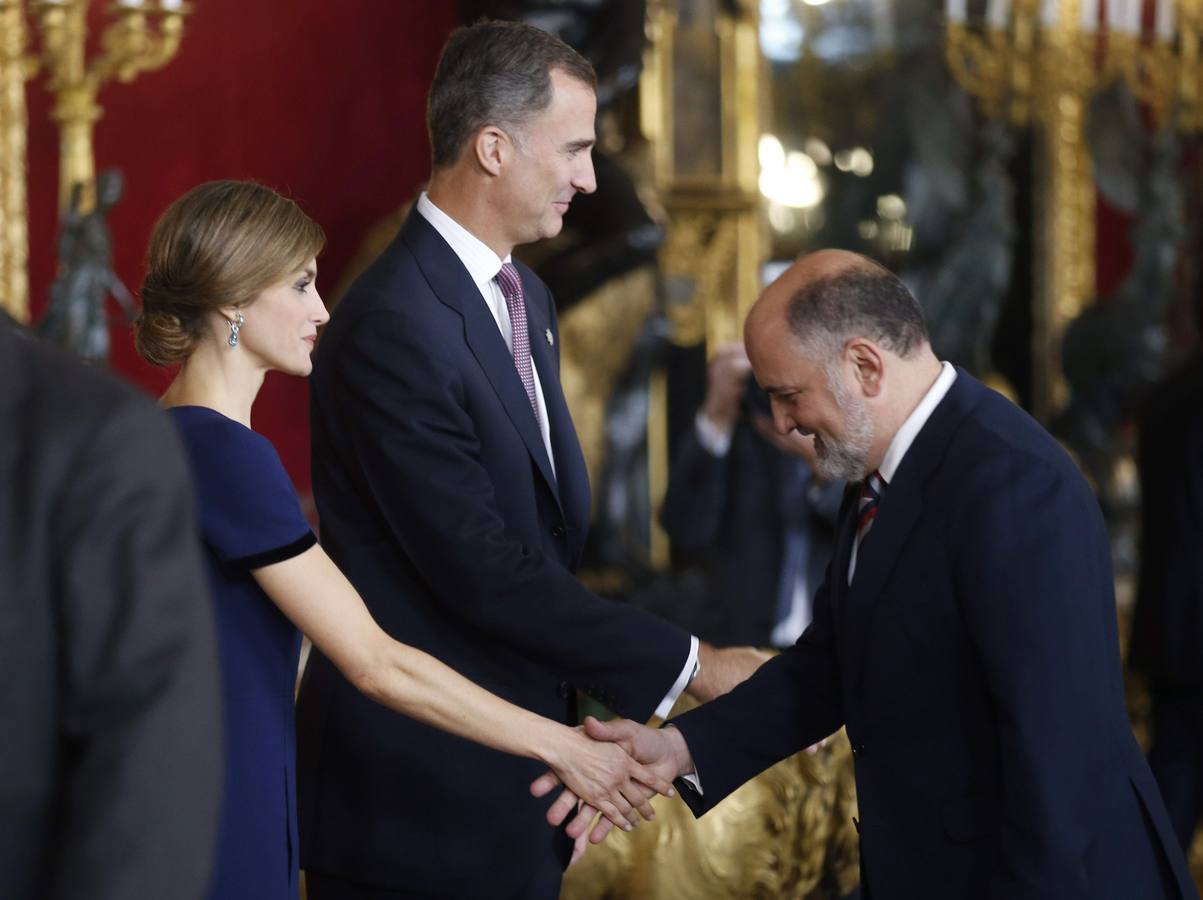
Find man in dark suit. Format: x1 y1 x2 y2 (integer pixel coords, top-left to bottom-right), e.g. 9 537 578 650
0 320 223 899
661 341 844 648
296 20 759 900
1130 349 1203 853
559 250 1197 899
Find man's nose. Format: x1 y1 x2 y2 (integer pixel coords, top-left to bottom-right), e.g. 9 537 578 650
574 156 597 195
771 403 794 436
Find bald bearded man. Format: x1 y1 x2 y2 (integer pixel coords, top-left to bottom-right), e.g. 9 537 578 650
546 251 1197 899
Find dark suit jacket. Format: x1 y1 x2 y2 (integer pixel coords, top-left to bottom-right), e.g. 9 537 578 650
296 209 692 897
671 371 1195 900
1130 356 1203 687
661 419 843 646
0 323 222 900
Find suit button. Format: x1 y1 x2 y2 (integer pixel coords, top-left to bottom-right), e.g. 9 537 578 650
551 524 566 539
556 681 571 699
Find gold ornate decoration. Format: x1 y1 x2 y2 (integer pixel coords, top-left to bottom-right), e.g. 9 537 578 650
944 0 1199 420
26 0 192 213
563 717 860 900
640 0 763 565
0 0 31 321
0 0 191 322
559 266 659 492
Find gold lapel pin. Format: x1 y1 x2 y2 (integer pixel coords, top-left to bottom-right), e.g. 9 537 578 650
545 328 554 346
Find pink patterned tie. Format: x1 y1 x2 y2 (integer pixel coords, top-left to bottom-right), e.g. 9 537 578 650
494 263 541 425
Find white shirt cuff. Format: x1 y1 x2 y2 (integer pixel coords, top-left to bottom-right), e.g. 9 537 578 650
652 634 700 721
680 771 702 794
694 412 734 458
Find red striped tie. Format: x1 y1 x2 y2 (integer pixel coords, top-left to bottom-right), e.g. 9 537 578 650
857 470 886 543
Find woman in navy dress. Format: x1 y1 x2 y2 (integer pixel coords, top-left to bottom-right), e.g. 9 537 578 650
133 181 666 899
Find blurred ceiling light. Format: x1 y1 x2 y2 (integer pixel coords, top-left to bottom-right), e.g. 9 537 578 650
848 147 874 177
876 193 906 220
768 204 797 234
804 137 832 166
759 134 786 171
760 0 804 63
858 220 880 240
759 147 825 209
802 0 832 5
787 150 818 178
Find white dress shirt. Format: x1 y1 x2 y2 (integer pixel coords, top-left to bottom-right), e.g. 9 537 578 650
417 193 556 474
848 361 956 583
416 193 698 720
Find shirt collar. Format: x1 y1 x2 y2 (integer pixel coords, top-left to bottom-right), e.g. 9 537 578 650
416 192 511 292
876 361 956 484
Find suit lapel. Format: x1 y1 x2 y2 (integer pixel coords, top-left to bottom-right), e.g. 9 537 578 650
401 212 563 511
843 476 923 687
524 282 591 538
840 369 984 689
828 484 860 652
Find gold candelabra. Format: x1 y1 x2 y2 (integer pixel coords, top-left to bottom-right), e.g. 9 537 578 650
944 0 1196 420
29 0 191 213
0 0 190 321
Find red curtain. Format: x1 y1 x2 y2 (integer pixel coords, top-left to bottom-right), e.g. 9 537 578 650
25 1 459 496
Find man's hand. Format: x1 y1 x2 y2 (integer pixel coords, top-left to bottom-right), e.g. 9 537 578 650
532 721 678 837
687 642 770 702
531 717 693 845
701 342 753 434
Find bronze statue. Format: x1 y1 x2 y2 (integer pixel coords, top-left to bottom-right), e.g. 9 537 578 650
37 170 135 364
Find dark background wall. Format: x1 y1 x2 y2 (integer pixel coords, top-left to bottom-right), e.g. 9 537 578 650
25 1 459 496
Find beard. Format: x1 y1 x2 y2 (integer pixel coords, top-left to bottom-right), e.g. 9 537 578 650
812 364 874 482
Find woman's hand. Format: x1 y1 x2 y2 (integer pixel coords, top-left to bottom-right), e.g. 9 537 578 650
532 721 676 837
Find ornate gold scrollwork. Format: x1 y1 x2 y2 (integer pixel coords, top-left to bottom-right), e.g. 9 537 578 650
0 0 31 321
563 725 860 900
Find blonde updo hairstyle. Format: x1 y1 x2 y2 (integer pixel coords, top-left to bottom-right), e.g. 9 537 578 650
135 180 326 367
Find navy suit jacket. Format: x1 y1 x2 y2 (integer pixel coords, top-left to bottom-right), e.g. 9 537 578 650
296 209 692 896
671 371 1195 900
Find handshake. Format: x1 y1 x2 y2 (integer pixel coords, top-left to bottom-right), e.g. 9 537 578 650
528 643 769 861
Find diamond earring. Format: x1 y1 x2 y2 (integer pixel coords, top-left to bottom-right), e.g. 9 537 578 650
227 312 244 348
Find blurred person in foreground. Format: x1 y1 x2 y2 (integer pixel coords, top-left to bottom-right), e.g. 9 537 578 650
0 317 222 899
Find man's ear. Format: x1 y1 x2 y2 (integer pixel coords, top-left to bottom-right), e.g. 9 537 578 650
846 338 884 398
473 126 509 176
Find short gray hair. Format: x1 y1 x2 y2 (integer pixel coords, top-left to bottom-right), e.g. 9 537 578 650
785 267 929 360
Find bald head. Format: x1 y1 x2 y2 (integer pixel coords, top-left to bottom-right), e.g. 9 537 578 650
747 250 926 359
744 250 939 478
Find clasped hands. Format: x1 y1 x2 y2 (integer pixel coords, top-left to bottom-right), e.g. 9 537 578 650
533 644 767 854
532 716 694 846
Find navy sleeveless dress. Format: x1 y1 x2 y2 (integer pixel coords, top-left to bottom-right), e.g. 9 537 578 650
169 406 316 900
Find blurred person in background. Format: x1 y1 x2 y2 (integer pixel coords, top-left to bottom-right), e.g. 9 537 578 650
1130 310 1203 854
662 341 844 648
